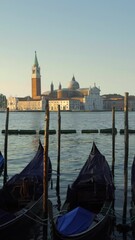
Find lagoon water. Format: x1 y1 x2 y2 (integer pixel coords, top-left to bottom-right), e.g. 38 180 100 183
0 111 135 239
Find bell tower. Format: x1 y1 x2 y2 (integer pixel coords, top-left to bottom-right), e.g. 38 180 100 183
31 51 41 99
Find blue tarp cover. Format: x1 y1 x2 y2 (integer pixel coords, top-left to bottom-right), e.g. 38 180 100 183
0 152 4 175
0 152 4 168
56 207 95 236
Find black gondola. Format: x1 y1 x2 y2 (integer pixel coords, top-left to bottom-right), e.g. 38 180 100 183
0 151 4 176
48 142 114 240
0 140 52 239
131 156 135 237
131 156 135 201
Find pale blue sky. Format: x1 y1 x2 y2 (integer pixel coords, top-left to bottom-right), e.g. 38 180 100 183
1 0 135 97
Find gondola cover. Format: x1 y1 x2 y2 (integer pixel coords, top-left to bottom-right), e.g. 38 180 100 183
6 140 52 186
66 142 114 208
0 151 4 176
56 207 95 236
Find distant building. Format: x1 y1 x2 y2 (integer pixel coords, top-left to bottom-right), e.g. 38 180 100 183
102 94 124 110
31 51 41 99
7 96 18 110
43 76 103 111
49 99 80 111
7 96 46 111
83 85 103 111
7 52 105 111
102 94 135 111
7 52 44 111
43 76 83 99
0 94 7 110
17 97 45 111
128 95 135 111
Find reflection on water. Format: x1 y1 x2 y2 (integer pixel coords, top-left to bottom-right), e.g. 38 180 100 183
0 111 135 239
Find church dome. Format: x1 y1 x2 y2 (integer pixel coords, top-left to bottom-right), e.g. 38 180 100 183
68 76 80 90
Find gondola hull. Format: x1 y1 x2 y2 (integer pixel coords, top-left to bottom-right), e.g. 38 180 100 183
0 141 52 240
0 197 43 239
49 142 114 240
49 200 113 240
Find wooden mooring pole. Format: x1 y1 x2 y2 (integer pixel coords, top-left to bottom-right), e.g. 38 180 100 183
56 105 61 209
43 100 49 236
3 107 9 186
56 105 61 191
112 106 115 178
122 92 129 229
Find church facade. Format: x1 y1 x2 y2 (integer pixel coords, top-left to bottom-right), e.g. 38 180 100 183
7 52 103 111
43 75 103 111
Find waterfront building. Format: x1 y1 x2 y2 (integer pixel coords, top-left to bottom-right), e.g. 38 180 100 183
102 94 135 111
83 85 103 111
101 94 135 111
0 94 7 110
7 96 18 111
102 94 124 110
7 53 103 111
43 76 83 99
128 95 135 111
17 97 45 111
49 99 80 111
43 76 103 111
7 96 46 111
6 52 111 112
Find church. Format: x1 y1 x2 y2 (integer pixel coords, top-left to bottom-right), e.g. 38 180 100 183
7 52 103 111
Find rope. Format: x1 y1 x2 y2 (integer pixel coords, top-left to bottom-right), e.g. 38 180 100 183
28 210 48 222
24 212 49 225
130 215 135 223
109 208 131 220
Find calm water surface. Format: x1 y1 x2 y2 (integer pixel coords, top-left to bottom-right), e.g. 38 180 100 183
0 111 135 240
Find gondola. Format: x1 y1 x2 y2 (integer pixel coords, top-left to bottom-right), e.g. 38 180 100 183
48 142 114 240
0 151 4 176
131 156 135 202
0 140 52 239
130 156 135 237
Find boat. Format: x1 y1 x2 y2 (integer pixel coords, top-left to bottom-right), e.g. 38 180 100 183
48 142 114 240
0 140 52 239
131 156 135 201
0 151 4 176
130 156 135 237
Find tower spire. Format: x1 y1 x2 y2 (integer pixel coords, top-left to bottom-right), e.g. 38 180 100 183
34 51 39 67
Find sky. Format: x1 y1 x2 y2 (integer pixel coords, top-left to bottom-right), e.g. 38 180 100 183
1 0 135 98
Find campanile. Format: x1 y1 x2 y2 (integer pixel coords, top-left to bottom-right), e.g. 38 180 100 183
31 51 41 99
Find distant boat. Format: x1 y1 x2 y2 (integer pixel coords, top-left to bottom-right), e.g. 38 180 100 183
0 140 52 239
48 142 114 240
0 151 4 176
